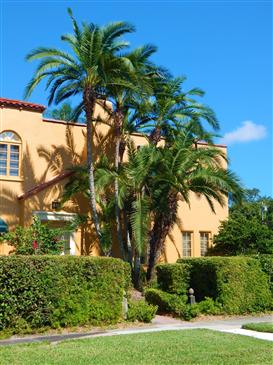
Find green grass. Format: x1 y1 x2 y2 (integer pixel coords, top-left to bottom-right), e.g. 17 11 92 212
0 329 272 365
242 322 273 333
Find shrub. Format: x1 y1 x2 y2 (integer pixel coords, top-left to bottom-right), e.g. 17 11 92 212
252 254 273 294
156 263 190 295
127 301 157 323
197 297 223 315
0 217 64 255
0 256 131 331
178 257 272 314
144 288 198 320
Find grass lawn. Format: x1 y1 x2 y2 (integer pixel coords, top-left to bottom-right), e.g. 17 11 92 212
242 322 273 333
0 329 272 365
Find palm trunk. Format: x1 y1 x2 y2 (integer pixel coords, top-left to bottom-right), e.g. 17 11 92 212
148 126 161 145
114 108 125 259
146 192 178 281
133 251 141 289
123 209 132 264
119 138 126 163
84 87 104 251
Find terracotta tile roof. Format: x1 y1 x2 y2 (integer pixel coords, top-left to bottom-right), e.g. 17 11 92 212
0 97 46 113
18 170 74 201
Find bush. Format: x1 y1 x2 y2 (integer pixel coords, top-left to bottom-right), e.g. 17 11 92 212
0 217 64 255
252 254 273 294
144 288 198 320
127 301 157 323
0 256 131 331
156 263 190 295
177 257 272 314
197 297 223 315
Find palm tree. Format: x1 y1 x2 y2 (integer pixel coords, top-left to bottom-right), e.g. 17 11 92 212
131 76 220 146
145 130 243 280
95 44 159 259
24 8 135 249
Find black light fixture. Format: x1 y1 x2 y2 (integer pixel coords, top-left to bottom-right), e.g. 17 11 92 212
52 200 61 210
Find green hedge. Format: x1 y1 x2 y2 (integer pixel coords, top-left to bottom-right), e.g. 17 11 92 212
252 255 273 294
177 257 272 314
156 263 190 295
0 256 131 331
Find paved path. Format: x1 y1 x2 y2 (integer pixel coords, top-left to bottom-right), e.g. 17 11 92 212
0 314 272 346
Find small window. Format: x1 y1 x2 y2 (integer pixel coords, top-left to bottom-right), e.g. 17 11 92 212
200 232 210 256
0 131 21 178
182 231 192 257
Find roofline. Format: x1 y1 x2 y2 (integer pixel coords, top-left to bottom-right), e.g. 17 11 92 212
197 141 227 148
129 131 227 148
18 170 74 201
42 118 86 127
0 97 46 113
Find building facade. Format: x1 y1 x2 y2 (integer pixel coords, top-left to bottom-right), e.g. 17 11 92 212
0 97 228 261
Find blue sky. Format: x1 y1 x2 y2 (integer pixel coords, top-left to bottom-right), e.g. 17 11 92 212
0 0 272 196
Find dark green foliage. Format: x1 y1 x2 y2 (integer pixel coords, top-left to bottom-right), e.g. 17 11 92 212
126 301 157 323
211 198 273 255
0 217 64 255
144 288 198 320
178 257 272 314
252 254 273 294
156 263 190 295
0 256 131 331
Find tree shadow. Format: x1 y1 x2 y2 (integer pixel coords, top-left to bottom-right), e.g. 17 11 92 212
1 122 116 256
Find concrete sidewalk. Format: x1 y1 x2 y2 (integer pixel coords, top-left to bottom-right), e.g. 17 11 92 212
0 314 272 346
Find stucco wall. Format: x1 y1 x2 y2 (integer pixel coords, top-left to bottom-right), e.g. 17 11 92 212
0 102 228 259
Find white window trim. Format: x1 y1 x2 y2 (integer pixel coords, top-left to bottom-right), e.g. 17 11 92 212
33 210 77 222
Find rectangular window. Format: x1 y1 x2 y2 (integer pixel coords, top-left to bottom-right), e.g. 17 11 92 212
9 145 19 176
182 231 192 257
200 232 210 256
0 144 7 175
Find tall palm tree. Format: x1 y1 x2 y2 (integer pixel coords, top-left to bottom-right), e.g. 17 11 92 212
95 44 159 259
145 130 243 280
24 8 135 248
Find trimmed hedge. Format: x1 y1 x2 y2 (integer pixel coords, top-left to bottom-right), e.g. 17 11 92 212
177 257 272 314
252 255 273 294
156 263 190 295
0 256 131 331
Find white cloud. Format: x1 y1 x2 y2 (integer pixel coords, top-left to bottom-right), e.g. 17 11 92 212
220 121 267 145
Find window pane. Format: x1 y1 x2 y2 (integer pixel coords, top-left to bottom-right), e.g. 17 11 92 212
0 144 7 151
10 161 19 169
10 145 19 152
0 152 7 159
10 154 19 161
0 131 21 142
0 168 7 175
182 232 192 257
0 160 7 167
200 232 209 256
9 169 19 176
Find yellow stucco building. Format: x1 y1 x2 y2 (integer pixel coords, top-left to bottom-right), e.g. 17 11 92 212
0 97 228 261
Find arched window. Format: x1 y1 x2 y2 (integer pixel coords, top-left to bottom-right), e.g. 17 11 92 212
0 131 21 178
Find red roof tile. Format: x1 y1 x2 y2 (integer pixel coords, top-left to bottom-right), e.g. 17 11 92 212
0 97 46 113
